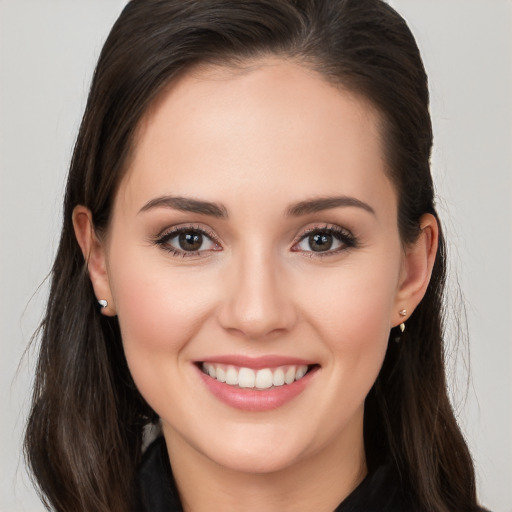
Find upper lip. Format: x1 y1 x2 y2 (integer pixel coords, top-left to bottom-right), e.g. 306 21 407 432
197 355 317 370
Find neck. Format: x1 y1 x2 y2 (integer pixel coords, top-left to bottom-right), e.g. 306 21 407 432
162 418 367 512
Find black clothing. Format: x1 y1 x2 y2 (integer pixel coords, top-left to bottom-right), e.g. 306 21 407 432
136 436 183 511
135 436 414 511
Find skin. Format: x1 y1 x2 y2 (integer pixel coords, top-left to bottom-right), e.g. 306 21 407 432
74 59 438 512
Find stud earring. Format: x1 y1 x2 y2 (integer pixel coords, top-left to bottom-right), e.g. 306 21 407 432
98 299 108 309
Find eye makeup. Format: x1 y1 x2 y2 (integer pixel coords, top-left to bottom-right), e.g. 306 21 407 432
153 224 222 257
151 221 359 260
291 224 358 257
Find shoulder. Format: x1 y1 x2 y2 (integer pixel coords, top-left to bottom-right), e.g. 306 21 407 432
335 462 493 512
335 462 414 512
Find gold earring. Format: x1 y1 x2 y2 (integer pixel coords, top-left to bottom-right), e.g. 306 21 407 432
399 309 407 332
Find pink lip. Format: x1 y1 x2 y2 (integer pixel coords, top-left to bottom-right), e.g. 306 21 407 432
195 361 319 412
199 355 315 370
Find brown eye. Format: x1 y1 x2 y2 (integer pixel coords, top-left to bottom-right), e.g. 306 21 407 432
156 227 219 255
308 233 333 252
179 232 203 251
293 226 357 255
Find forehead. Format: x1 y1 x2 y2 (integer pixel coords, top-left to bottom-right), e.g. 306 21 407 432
118 58 394 216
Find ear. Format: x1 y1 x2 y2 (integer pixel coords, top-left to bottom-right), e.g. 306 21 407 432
72 205 116 316
392 213 438 327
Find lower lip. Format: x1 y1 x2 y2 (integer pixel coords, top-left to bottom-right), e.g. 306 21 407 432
196 365 318 412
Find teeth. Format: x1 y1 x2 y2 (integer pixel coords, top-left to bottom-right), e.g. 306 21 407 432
255 368 273 389
295 366 307 379
202 363 309 390
284 366 296 385
238 368 255 388
272 367 285 386
216 366 226 383
225 366 238 386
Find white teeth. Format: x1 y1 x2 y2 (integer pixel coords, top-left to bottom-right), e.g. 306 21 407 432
284 366 296 385
295 365 307 380
272 367 285 386
202 363 311 390
216 366 226 383
255 368 273 389
238 368 255 388
225 366 239 385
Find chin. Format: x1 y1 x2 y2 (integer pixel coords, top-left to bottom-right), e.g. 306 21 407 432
163 416 314 475
205 439 309 475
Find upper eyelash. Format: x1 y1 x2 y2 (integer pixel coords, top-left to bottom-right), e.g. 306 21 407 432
152 224 357 257
153 225 220 256
294 225 358 255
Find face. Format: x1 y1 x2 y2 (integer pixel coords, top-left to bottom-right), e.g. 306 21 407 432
99 60 410 474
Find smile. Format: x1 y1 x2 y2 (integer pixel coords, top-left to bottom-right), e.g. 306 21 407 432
201 363 309 390
196 359 319 411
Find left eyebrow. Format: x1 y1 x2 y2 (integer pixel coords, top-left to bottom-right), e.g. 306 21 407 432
286 196 376 217
138 195 228 218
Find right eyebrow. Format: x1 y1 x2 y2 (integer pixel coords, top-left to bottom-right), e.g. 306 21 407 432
138 195 228 218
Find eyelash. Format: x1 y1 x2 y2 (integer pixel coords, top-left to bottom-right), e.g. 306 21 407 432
153 224 358 258
154 225 221 257
291 224 358 257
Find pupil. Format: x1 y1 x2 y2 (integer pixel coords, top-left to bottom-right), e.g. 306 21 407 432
179 232 202 251
310 233 333 252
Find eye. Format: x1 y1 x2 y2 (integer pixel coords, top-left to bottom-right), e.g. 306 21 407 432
155 227 221 256
176 231 208 251
292 226 356 255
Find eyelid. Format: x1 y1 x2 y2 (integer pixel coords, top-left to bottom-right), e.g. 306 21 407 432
291 223 358 255
153 223 222 256
155 223 218 241
151 222 357 258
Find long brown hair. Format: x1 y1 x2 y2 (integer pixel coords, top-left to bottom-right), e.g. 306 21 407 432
25 1 480 511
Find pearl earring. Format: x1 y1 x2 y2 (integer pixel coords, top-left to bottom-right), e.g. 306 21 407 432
98 299 108 309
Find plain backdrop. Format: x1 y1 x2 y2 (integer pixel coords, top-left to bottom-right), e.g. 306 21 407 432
1 1 510 511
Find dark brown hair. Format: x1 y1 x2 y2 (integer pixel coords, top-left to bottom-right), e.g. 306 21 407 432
25 1 481 511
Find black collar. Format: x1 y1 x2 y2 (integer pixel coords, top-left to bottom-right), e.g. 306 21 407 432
135 437 413 512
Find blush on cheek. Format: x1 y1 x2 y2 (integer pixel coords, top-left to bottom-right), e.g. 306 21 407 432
302 273 393 400
112 252 213 347
334 320 389 383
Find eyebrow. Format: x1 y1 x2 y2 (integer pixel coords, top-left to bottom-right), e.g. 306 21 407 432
286 196 376 217
138 195 228 218
138 194 375 218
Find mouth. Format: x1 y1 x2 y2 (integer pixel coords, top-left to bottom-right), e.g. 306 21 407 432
194 355 320 411
199 362 317 390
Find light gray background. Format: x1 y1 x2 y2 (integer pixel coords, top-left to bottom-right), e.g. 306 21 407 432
1 1 510 510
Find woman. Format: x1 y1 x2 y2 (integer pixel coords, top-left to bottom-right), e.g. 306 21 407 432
24 0 486 511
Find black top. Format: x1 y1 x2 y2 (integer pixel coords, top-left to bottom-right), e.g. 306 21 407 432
135 437 414 511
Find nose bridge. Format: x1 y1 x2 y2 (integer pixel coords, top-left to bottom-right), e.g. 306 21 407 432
219 242 295 339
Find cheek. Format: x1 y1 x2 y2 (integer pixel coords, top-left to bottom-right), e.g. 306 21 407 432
111 248 212 338
302 258 398 333
297 252 400 385
106 247 219 396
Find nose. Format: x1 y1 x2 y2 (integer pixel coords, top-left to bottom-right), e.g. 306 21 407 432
217 249 297 340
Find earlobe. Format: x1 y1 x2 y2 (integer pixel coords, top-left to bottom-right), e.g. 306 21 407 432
72 206 116 316
393 213 438 327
